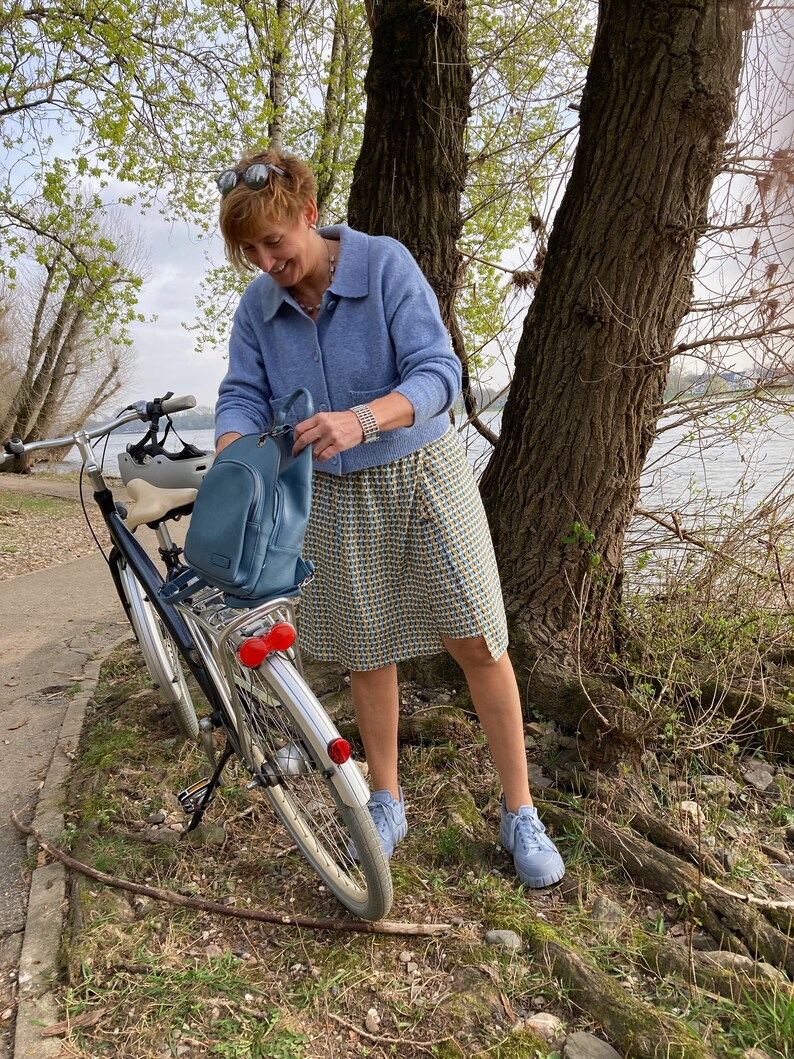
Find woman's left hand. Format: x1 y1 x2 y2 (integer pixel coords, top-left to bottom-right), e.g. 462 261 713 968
293 411 364 461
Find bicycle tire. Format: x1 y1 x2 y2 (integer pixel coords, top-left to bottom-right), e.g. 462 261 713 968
117 560 199 740
228 651 393 921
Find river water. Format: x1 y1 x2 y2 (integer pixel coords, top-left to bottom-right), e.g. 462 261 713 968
60 405 793 516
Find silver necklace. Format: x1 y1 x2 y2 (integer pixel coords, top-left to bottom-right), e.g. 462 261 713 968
295 237 336 315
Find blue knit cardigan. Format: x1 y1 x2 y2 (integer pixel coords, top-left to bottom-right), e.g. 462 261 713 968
214 224 462 475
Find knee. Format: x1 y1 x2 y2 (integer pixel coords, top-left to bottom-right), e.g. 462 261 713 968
442 635 498 669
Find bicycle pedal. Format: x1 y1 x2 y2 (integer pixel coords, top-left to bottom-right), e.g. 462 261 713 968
177 778 213 813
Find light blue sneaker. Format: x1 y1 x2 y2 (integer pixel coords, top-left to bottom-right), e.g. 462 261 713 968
351 788 407 861
500 800 565 887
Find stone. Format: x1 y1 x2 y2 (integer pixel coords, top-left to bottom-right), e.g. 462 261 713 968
697 775 739 800
678 801 706 829
775 864 794 883
143 828 179 846
590 896 624 937
183 823 226 847
484 929 522 950
526 1012 563 1041
146 810 166 824
564 1031 623 1059
364 1008 381 1034
744 1048 775 1059
699 951 790 984
527 762 553 788
743 762 775 791
690 934 721 952
714 846 739 871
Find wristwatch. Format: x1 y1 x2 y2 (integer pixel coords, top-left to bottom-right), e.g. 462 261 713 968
350 404 380 444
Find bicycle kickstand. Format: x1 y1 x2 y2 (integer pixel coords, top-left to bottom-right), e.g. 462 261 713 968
178 744 235 835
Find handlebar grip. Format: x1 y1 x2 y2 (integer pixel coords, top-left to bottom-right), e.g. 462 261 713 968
160 395 197 415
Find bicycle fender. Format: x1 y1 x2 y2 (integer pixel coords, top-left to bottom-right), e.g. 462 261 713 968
263 656 371 808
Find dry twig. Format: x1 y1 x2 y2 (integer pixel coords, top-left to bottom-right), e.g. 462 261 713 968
11 811 451 937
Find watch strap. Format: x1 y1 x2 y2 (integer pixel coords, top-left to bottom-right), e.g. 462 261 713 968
350 404 379 444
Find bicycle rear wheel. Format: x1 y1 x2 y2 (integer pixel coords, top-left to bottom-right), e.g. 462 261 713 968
228 651 392 921
117 560 199 740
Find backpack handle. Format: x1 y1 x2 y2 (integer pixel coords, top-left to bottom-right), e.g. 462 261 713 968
274 388 314 428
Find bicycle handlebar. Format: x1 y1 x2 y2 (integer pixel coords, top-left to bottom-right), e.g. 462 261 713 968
159 394 196 416
0 393 199 469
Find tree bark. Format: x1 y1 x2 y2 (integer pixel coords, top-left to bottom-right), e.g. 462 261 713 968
347 0 471 333
481 0 753 666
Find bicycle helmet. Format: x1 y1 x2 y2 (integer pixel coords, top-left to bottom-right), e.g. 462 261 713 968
118 420 214 489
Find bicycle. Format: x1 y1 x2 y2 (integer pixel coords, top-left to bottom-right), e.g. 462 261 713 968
1 394 393 921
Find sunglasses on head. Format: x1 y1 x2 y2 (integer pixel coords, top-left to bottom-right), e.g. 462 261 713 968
215 162 286 196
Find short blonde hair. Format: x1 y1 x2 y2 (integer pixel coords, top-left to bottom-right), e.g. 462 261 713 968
218 150 317 272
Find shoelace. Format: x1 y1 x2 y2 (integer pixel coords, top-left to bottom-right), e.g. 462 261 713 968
370 798 403 842
511 811 550 853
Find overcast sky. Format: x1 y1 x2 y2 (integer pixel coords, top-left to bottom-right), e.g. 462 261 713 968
119 207 229 411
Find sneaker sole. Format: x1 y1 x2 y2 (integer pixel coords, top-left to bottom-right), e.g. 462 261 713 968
515 861 566 888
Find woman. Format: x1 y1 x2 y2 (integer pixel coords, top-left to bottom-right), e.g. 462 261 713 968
214 150 565 888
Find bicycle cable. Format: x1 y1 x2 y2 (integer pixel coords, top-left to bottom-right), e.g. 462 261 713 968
78 432 114 566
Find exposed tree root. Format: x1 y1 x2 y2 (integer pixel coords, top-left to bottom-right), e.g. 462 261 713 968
336 707 478 749
560 771 727 878
525 921 719 1059
539 802 794 975
638 935 794 1007
695 677 794 756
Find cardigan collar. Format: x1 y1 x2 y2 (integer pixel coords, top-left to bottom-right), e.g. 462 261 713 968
258 224 369 322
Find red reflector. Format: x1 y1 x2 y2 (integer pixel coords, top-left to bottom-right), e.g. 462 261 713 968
238 637 267 667
268 621 296 651
327 737 351 765
237 622 296 668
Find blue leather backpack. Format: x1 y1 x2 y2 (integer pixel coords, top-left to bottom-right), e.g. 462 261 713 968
163 389 314 608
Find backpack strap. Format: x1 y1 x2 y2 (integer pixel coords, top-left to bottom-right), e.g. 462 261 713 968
160 568 210 604
274 388 314 428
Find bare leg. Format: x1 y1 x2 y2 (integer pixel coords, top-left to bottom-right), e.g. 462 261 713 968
441 635 532 813
349 664 400 799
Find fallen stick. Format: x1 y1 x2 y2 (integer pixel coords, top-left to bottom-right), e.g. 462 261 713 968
11 811 450 937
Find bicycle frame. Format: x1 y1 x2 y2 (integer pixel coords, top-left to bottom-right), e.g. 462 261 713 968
97 492 224 714
2 398 395 919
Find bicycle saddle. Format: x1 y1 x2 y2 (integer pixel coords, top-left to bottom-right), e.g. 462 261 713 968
124 477 198 531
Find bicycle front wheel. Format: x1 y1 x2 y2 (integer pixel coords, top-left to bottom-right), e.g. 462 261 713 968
117 560 199 740
228 651 393 921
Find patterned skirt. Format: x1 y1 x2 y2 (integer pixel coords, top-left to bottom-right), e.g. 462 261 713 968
298 427 508 671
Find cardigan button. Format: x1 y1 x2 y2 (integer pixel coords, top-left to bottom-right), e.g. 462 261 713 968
319 403 328 411
312 352 320 362
327 300 337 311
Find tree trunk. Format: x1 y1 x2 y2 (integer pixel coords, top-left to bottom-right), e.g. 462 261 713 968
347 0 471 332
480 0 752 667
267 0 290 152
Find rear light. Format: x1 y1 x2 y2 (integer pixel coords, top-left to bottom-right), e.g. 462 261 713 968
327 737 351 764
238 621 296 668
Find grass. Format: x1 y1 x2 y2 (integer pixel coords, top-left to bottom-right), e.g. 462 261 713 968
57 639 794 1059
0 493 76 517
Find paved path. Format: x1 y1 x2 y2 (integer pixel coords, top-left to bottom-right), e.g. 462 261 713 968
0 476 188 1057
0 551 124 1056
